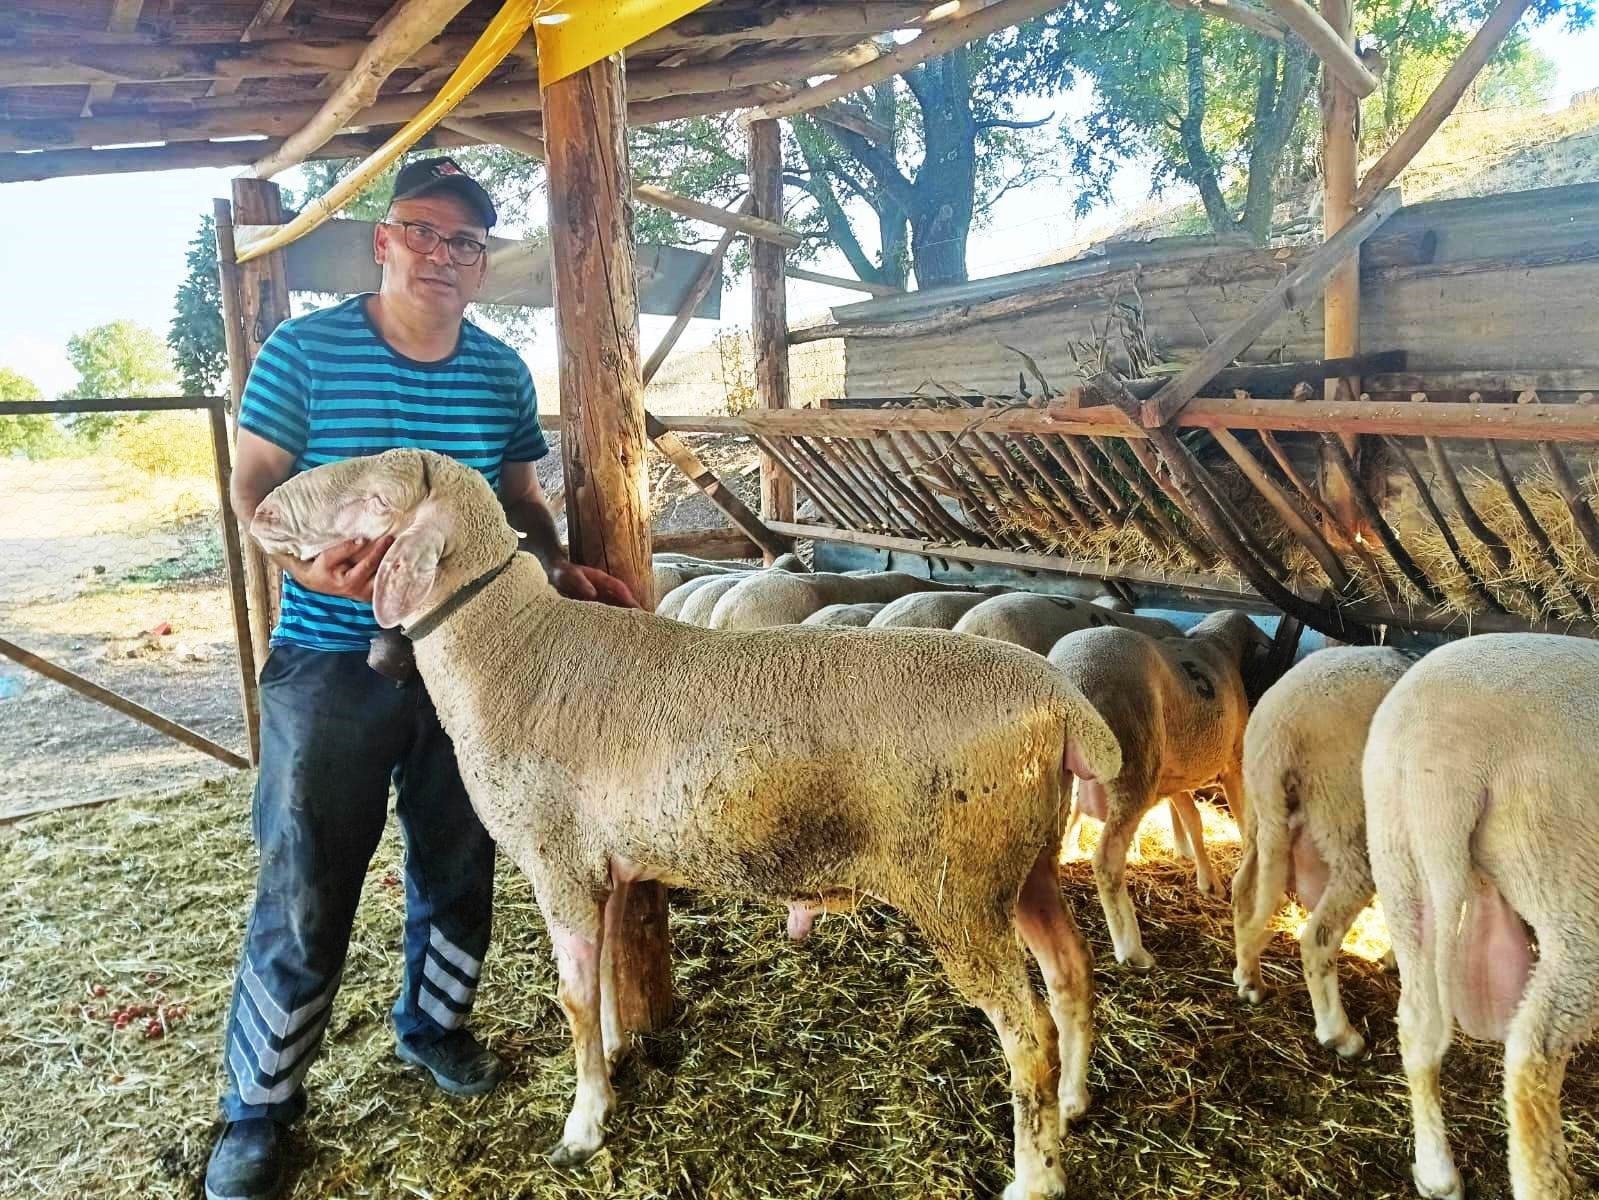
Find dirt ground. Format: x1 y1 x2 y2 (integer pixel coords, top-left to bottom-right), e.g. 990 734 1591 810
0 435 760 821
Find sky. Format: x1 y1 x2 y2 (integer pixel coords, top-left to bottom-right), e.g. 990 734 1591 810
1 19 1596 399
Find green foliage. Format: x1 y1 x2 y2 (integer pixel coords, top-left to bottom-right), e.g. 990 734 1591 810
0 367 67 460
61 320 179 443
108 410 214 479
168 214 227 398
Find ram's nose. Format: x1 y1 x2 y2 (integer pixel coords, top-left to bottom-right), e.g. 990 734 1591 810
251 499 286 539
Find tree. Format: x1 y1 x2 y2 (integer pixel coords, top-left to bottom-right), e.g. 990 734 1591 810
61 320 178 442
0 368 64 459
169 214 226 397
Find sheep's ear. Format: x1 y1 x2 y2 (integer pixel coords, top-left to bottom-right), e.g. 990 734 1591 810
373 521 446 629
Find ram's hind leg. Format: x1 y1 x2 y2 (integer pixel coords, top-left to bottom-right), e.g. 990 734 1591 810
927 915 1066 1200
1016 846 1095 1127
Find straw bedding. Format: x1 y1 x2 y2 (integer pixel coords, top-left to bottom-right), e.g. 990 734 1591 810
2 774 1595 1199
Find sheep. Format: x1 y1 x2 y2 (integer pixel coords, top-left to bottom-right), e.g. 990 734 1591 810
800 602 886 627
651 551 804 608
250 448 1126 1200
953 592 1183 656
1364 634 1599 1200
676 571 757 626
708 569 973 630
1047 611 1268 969
655 572 731 621
1230 646 1414 1058
868 589 1001 630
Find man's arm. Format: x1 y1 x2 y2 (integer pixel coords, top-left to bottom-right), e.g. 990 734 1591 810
234 429 389 601
499 460 639 607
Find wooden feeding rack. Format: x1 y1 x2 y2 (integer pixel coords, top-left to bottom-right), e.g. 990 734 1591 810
656 387 1599 643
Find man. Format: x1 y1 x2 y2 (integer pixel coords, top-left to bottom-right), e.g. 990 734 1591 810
205 157 633 1200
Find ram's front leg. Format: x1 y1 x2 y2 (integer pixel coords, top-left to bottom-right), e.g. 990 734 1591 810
548 911 613 1167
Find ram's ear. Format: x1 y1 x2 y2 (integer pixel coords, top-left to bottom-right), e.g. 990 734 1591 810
373 519 447 629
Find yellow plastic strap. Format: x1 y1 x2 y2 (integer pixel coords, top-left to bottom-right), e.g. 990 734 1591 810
235 0 539 265
535 0 716 86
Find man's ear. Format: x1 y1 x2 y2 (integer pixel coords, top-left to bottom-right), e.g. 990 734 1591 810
374 220 391 267
373 520 446 629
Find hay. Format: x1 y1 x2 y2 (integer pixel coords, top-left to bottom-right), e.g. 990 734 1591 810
3 777 1597 1199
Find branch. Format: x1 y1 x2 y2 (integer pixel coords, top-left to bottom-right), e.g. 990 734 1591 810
824 119 917 212
975 113 1054 132
792 133 887 285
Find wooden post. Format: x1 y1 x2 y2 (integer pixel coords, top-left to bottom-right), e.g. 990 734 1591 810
1320 0 1362 533
213 197 276 678
542 53 673 1033
748 119 794 549
228 181 293 641
207 401 262 764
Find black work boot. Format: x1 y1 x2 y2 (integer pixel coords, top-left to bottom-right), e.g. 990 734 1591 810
395 1027 508 1097
204 1117 287 1200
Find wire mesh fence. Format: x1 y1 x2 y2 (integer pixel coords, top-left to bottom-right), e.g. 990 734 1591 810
0 401 250 820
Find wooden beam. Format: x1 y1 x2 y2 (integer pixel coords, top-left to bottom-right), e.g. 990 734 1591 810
0 36 415 88
643 200 751 386
81 0 145 116
1318 0 1362 532
249 0 473 179
1353 0 1535 207
542 52 673 1033
0 636 250 771
753 83 895 144
211 0 299 97
644 414 793 559
1166 0 1288 40
747 0 1069 121
653 392 1599 442
1139 188 1402 427
442 116 805 248
632 2 932 53
0 129 474 184
0 76 792 154
784 266 903 296
750 119 796 534
213 198 276 687
649 528 761 559
1258 0 1378 95
206 402 262 765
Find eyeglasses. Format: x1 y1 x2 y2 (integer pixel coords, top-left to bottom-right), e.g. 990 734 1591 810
382 220 488 266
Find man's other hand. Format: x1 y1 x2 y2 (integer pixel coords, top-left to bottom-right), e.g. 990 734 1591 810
287 537 395 602
547 560 641 609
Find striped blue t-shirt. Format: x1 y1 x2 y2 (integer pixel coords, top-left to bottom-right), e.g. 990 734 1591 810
238 294 548 651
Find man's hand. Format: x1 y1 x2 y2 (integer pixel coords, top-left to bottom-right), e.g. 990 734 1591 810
283 536 395 602
546 559 641 609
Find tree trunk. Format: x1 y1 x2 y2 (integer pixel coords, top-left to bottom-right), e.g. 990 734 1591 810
908 50 977 287
1241 34 1314 243
1179 14 1233 234
541 53 673 1034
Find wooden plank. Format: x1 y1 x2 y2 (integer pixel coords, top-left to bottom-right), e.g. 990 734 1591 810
650 528 760 559
0 396 221 415
213 199 277 676
747 0 1069 121
211 0 299 97
0 636 250 771
542 52 671 1034
207 403 262 764
643 415 791 558
1259 0 1377 95
249 0 472 179
1140 189 1402 427
1353 0 1536 208
655 395 1599 442
81 0 145 116
784 266 903 296
750 119 795 534
1210 426 1352 590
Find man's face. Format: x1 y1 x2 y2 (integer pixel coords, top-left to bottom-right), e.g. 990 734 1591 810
374 193 490 318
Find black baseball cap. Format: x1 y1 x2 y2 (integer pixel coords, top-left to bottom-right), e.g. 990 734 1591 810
390 156 498 229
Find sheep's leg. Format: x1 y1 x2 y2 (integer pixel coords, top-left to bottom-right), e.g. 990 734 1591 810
1392 891 1462 1200
1058 794 1086 862
1218 763 1248 842
1504 948 1599 1200
599 882 631 1072
1092 784 1156 970
928 921 1066 1200
548 917 614 1168
1016 846 1094 1128
1231 815 1289 1007
1167 796 1194 861
1301 875 1374 1058
1168 792 1218 896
